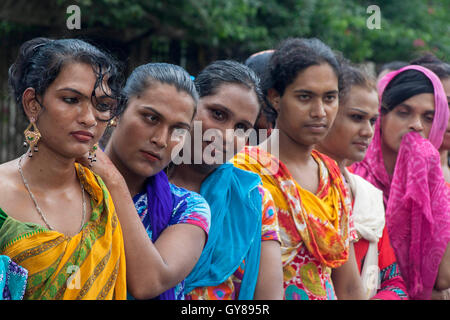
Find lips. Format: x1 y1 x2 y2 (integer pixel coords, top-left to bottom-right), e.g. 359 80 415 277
353 141 370 150
141 150 162 162
304 122 327 133
71 131 94 142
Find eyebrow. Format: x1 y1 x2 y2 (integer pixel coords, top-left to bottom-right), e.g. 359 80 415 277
293 89 339 95
142 106 191 129
347 107 369 115
398 103 435 114
57 87 109 100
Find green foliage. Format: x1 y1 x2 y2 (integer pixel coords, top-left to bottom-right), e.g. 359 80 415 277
1 0 449 63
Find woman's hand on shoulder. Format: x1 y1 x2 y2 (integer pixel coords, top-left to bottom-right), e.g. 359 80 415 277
76 145 125 188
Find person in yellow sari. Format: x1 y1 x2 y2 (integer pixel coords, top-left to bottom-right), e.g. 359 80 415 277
0 164 126 299
0 38 127 299
233 38 365 300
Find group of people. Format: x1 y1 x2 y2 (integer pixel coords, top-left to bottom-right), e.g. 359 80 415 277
0 35 448 300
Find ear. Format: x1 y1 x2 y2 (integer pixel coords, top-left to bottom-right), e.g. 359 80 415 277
22 88 43 122
267 88 281 114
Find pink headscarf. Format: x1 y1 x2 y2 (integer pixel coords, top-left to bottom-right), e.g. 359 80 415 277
352 65 450 299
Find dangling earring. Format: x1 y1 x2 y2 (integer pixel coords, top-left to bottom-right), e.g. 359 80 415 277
108 117 117 128
88 143 98 167
23 117 41 157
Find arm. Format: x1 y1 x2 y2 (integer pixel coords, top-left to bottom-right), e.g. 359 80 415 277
331 242 367 300
80 150 207 299
253 240 284 300
253 185 284 300
435 243 450 291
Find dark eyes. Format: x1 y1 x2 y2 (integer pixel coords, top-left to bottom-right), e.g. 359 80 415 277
324 95 337 102
211 109 226 121
63 97 79 104
424 114 434 122
297 95 336 102
349 113 378 126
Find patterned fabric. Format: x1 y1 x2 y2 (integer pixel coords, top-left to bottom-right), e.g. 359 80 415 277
0 164 127 300
184 163 270 300
352 65 450 300
0 255 28 300
354 227 408 300
132 183 211 300
233 146 354 300
186 185 280 300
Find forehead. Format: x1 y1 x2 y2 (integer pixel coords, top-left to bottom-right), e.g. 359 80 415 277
286 63 338 93
49 62 100 93
198 83 260 121
397 93 435 112
131 82 195 120
343 86 379 114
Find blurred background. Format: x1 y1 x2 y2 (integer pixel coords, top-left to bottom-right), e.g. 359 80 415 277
1 0 449 162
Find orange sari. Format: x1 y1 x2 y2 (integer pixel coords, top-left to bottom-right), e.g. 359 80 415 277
233 146 353 300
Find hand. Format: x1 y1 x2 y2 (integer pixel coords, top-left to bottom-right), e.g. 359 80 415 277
76 144 125 186
431 288 450 300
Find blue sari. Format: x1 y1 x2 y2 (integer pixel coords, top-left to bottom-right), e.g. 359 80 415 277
184 163 263 299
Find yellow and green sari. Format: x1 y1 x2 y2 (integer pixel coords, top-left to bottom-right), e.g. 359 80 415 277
0 163 127 300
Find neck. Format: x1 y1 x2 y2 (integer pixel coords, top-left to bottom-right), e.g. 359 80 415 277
440 148 449 167
104 142 146 197
265 128 314 165
315 144 346 171
380 141 397 176
19 145 78 190
170 163 212 193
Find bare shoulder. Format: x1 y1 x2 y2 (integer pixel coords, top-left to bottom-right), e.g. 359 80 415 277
0 158 25 210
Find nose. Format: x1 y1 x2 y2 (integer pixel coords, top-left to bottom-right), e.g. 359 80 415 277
150 125 169 149
310 99 326 119
78 102 97 127
360 121 375 139
409 116 424 133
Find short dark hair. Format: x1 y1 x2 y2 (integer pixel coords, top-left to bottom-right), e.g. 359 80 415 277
378 61 408 75
269 38 341 96
410 53 450 80
8 37 124 120
123 62 198 116
194 60 264 110
339 61 377 106
245 50 277 127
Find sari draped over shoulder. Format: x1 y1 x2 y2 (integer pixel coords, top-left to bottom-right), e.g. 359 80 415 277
352 65 450 300
184 163 262 300
0 163 127 300
233 146 353 300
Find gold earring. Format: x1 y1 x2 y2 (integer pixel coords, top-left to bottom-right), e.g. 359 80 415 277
23 118 41 157
108 117 117 127
88 143 98 167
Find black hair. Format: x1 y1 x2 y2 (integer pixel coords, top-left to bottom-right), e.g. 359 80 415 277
194 59 264 111
8 37 124 120
122 62 198 116
269 38 341 96
245 50 277 127
339 61 377 106
411 53 450 80
378 61 408 75
381 69 434 114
